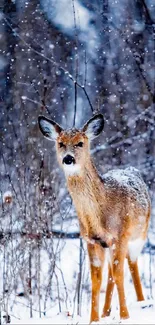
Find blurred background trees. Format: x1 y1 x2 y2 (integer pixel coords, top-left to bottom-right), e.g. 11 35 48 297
0 0 154 322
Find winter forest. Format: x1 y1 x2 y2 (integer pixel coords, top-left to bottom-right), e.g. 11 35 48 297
0 0 155 324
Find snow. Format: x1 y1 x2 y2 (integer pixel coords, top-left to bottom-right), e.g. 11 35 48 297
41 0 91 33
10 300 155 324
0 56 7 69
92 256 102 267
102 167 150 210
40 0 98 50
3 238 154 324
132 21 145 33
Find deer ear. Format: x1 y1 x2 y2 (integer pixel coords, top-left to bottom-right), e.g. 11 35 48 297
38 116 62 141
83 114 104 140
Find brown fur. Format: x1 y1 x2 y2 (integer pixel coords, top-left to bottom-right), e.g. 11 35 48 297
56 130 150 322
38 116 151 323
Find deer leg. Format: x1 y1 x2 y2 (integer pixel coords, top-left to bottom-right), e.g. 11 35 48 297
127 256 144 301
112 242 129 319
102 263 115 317
87 243 105 323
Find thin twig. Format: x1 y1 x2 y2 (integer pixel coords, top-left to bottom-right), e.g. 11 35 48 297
73 82 77 127
72 0 78 126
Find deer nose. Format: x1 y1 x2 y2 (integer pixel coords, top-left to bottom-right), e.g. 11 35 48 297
63 155 75 165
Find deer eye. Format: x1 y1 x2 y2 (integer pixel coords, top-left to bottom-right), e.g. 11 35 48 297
59 142 65 148
76 142 83 147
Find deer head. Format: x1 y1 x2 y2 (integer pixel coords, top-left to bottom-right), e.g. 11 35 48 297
38 114 104 176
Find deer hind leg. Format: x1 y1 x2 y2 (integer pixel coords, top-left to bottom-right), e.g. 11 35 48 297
127 256 144 301
102 263 115 317
87 243 105 323
112 240 129 319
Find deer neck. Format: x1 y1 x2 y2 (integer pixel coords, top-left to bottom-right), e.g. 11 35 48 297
65 158 106 238
66 158 105 204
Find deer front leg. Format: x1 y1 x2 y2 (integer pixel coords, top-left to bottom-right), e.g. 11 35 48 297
87 243 105 323
79 219 95 244
79 216 115 247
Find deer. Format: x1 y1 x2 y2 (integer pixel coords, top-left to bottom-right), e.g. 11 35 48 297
38 113 151 323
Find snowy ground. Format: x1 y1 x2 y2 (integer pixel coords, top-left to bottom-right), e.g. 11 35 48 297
0 218 154 325
10 300 155 324
3 237 153 324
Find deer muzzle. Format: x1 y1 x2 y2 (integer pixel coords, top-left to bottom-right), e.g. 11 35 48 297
63 154 75 165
